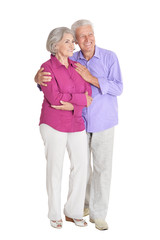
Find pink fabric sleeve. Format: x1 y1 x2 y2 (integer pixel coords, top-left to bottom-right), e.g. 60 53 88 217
41 64 87 106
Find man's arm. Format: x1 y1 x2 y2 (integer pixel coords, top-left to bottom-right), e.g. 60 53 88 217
75 63 100 88
98 52 123 96
34 67 52 86
75 53 123 97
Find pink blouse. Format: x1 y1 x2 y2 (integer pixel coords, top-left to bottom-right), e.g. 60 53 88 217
39 55 92 132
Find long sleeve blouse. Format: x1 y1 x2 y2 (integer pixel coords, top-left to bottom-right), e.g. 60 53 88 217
39 55 92 132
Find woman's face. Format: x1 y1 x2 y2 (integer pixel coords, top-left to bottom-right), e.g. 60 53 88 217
56 33 75 57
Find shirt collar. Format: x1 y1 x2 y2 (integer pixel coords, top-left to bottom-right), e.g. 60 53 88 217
50 54 74 69
94 45 100 59
78 45 100 60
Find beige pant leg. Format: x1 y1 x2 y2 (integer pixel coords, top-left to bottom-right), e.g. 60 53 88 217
89 128 114 220
40 124 67 220
64 130 88 219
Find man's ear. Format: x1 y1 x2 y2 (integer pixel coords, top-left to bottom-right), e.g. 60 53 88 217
75 41 78 45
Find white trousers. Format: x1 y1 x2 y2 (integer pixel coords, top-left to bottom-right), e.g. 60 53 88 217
40 124 88 220
85 127 114 220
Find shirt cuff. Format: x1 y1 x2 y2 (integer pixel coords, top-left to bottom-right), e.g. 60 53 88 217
98 77 109 95
71 93 87 106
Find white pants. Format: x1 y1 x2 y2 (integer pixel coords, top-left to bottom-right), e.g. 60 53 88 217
40 124 88 220
85 127 114 220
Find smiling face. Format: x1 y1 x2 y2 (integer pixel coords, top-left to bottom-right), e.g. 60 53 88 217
75 25 95 58
56 33 75 58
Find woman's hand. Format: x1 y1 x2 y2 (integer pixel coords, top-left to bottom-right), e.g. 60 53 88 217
34 68 52 86
51 101 74 111
85 92 92 107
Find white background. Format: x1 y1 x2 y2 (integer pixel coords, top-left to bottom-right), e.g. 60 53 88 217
0 0 160 239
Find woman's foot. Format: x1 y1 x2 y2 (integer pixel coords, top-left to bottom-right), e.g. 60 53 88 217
50 219 63 229
65 216 87 227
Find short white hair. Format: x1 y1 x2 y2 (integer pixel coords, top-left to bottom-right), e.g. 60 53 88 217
46 27 74 55
71 19 94 39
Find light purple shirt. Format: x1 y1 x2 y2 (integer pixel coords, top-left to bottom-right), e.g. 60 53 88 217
70 45 123 133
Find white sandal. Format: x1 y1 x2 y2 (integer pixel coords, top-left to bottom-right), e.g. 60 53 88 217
65 216 87 227
50 220 63 229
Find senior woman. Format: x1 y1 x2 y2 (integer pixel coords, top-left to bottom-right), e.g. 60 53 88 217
39 27 92 229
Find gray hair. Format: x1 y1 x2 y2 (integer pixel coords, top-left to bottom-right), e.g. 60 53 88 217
46 27 74 55
71 19 94 38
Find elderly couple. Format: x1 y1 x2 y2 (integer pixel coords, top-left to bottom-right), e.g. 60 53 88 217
35 19 123 230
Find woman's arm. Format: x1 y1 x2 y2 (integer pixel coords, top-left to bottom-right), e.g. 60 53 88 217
41 63 87 106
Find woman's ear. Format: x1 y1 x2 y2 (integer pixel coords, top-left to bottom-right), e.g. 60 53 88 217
53 44 58 53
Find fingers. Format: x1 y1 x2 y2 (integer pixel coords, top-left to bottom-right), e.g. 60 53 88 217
51 105 62 109
51 102 74 111
88 97 93 101
75 63 85 69
40 76 52 82
38 67 51 76
51 105 73 111
75 63 86 73
85 93 92 100
38 67 44 73
41 82 48 87
60 101 66 104
51 102 67 109
87 98 92 107
86 93 93 107
75 68 81 74
60 101 74 110
41 71 51 76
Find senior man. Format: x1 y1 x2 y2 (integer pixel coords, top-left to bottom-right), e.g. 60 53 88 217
35 19 123 230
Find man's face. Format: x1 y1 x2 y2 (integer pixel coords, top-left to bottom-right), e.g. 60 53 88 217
75 25 95 54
